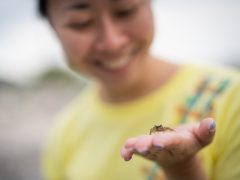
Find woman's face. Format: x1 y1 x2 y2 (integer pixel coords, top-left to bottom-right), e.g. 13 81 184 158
48 0 154 88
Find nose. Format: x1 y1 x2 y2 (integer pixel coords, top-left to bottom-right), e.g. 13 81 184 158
94 15 128 53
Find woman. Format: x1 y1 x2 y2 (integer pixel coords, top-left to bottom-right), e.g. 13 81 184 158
39 0 240 179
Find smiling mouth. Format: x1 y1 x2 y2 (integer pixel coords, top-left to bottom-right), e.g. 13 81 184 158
92 52 133 72
100 57 130 70
92 46 140 72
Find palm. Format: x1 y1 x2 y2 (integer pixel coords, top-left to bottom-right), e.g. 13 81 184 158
121 118 216 168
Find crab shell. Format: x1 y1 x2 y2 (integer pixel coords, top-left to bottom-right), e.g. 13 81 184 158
149 125 174 135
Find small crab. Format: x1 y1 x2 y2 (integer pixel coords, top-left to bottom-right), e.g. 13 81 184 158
150 125 174 135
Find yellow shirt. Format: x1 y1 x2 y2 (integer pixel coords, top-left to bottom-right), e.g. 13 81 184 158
43 65 240 180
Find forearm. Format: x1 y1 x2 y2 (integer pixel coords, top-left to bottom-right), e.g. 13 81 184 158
162 157 208 180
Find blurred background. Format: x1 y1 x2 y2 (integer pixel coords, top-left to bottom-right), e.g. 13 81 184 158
0 0 239 179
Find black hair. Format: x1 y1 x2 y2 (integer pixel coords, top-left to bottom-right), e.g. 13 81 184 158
38 0 153 18
38 0 47 17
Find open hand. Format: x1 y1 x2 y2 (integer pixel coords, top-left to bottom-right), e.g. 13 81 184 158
121 118 216 169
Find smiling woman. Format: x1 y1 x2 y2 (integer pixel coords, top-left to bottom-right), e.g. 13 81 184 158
1 0 240 84
46 0 157 100
38 0 240 180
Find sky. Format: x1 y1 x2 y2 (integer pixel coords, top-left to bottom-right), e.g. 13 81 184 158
0 0 240 84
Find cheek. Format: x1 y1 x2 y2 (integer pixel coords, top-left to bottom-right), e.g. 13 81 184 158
134 22 153 46
57 31 95 69
127 12 154 46
140 17 154 44
59 32 91 59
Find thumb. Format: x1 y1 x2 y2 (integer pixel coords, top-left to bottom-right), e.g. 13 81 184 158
195 118 216 147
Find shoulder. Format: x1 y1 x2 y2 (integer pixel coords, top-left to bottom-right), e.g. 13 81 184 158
175 64 239 122
197 64 239 106
187 63 239 94
187 63 238 79
195 64 240 123
42 84 96 179
42 83 98 147
202 64 239 98
51 84 98 131
42 84 98 168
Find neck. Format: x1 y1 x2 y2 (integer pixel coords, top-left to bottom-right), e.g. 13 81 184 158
99 57 180 104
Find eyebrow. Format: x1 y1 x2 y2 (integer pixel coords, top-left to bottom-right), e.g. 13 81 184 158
110 0 126 4
64 0 126 12
65 2 90 11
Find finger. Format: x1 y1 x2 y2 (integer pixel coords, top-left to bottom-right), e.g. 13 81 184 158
194 117 216 147
134 135 153 154
121 146 134 161
124 137 138 150
152 132 181 150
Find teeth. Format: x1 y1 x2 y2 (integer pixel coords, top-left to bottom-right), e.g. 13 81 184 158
102 57 129 70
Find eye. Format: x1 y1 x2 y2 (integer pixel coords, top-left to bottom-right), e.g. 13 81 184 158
68 20 93 30
115 7 138 18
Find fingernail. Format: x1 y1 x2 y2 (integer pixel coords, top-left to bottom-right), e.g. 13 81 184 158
155 144 164 150
124 156 132 161
209 120 216 132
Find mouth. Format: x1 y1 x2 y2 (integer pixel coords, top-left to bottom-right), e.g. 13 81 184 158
91 47 139 74
93 56 131 71
91 46 140 74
